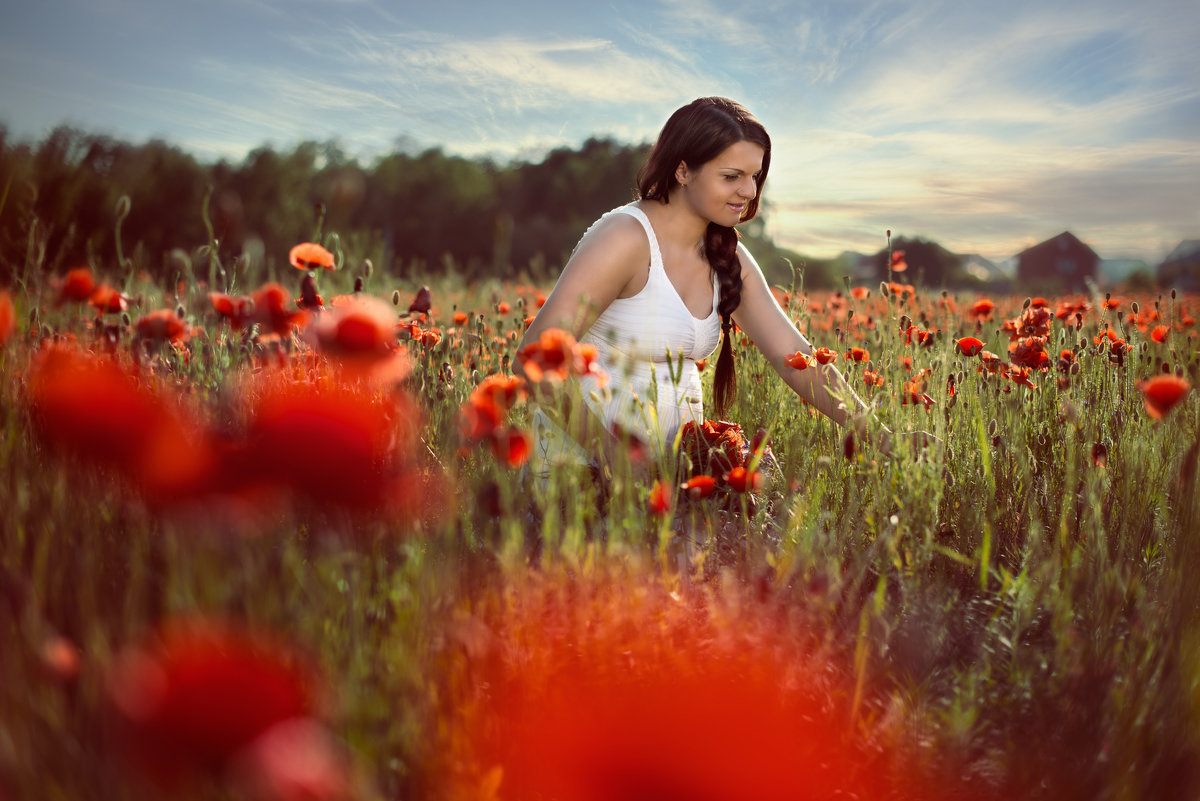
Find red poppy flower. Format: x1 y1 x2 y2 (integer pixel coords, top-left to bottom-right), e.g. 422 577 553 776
850 286 869 300
1009 366 1038 390
969 298 994 318
1139 375 1190 419
812 347 838 365
846 346 870 362
1009 336 1049 369
681 475 717 499
310 295 396 359
497 301 512 315
490 427 531 468
863 369 884 388
88 284 130 314
519 329 591 383
288 242 335 271
453 311 469 326
25 344 215 502
136 309 189 343
465 573 908 801
956 337 985 357
0 290 14 345
647 480 673 516
55 267 97 305
107 619 316 790
1030 297 1048 308
239 381 418 508
248 283 308 338
725 466 763 493
1150 325 1169 344
784 351 811 369
890 249 908 273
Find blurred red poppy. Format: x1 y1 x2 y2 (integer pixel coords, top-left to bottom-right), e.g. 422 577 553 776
288 242 335 271
890 249 908 272
239 380 420 509
682 474 717 499
88 284 130 314
210 292 253 330
518 328 604 383
784 350 810 369
25 344 215 502
647 480 672 515
812 347 837 365
497 301 512 315
956 337 985 357
55 267 97 305
1009 336 1049 369
249 283 308 338
850 286 869 300
489 427 532 468
136 309 189 343
1139 375 1190 419
969 298 994 318
846 346 870 362
1150 325 1169 344
0 290 14 345
107 619 316 791
453 311 469 326
725 465 762 493
464 572 912 801
863 369 884 388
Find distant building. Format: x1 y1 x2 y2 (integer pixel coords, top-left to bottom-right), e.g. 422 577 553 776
1157 239 1200 292
1016 232 1099 292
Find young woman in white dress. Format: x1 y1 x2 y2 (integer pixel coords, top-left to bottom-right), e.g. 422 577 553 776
518 97 915 487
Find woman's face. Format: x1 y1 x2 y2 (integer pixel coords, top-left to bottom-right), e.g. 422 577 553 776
676 140 764 226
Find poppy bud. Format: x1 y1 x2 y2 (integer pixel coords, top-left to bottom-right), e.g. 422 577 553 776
176 305 185 319
987 419 997 436
842 430 856 460
115 195 131 218
354 277 364 293
880 282 889 298
392 290 401 306
1131 301 1140 315
992 434 1001 447
1023 297 1031 309
1171 289 1177 300
362 259 373 278
886 229 891 238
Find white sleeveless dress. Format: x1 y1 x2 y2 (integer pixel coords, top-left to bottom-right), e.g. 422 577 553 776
529 204 723 482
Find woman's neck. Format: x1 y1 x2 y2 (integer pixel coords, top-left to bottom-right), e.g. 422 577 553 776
640 193 708 254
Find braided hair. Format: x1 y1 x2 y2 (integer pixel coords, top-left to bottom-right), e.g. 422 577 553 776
635 97 771 417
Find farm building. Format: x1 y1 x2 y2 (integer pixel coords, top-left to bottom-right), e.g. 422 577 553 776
1016 232 1099 292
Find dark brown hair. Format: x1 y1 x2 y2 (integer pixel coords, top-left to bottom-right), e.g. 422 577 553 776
636 97 771 417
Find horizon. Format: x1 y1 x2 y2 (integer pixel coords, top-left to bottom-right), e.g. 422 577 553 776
2 0 1197 266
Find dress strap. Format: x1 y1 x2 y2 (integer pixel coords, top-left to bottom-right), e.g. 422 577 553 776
609 205 664 274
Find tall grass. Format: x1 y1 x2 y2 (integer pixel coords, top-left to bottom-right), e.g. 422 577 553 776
1 231 1198 799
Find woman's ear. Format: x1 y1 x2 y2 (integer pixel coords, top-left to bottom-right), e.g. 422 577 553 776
674 161 690 186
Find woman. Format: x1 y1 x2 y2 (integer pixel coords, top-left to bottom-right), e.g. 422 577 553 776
518 97 909 487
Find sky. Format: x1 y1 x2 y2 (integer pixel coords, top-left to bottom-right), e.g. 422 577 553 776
1 0 1198 266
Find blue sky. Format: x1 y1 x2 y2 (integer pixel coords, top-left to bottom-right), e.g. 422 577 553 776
2 0 1197 265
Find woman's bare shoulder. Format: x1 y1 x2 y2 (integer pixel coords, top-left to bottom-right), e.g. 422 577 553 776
566 209 650 279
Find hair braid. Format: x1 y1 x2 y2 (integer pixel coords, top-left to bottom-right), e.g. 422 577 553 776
707 222 743 417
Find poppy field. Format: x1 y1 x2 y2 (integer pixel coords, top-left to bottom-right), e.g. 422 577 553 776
1 234 1199 801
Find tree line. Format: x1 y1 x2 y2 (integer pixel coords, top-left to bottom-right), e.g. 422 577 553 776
1 126 856 291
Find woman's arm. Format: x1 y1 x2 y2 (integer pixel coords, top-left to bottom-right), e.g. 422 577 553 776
517 213 649 357
730 243 879 430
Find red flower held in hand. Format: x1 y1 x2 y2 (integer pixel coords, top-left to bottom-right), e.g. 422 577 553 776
1139 375 1190 419
956 337 985 357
